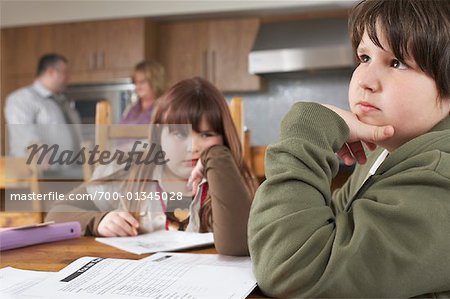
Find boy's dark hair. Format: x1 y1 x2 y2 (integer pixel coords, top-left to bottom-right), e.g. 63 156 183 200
36 53 67 77
349 0 450 99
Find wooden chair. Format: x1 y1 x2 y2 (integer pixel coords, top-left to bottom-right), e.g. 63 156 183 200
229 97 266 181
0 155 42 226
228 97 253 171
250 145 267 182
95 101 151 153
81 101 151 180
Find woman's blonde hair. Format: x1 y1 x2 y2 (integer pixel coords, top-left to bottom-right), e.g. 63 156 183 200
133 61 166 98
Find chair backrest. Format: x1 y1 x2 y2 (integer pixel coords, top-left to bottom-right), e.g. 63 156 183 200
228 97 253 171
95 101 150 152
0 156 43 226
0 155 41 209
80 101 150 181
229 97 244 144
0 156 40 193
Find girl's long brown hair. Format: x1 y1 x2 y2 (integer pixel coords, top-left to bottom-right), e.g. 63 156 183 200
123 77 257 231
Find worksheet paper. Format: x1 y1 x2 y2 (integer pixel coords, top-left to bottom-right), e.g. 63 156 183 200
96 231 214 254
144 252 253 269
0 267 53 299
21 256 257 299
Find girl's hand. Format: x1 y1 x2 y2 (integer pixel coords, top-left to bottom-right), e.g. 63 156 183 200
322 104 394 165
97 210 140 237
187 159 204 195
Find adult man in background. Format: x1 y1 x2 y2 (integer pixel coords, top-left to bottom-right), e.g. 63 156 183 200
5 53 82 159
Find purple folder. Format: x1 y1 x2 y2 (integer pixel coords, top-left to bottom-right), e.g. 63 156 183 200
0 221 81 251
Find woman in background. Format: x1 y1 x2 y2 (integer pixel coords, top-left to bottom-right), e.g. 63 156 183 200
121 60 166 124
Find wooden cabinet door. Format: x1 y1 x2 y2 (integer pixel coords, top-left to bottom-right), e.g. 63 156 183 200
97 18 146 72
52 22 97 73
2 25 55 77
157 18 262 92
1 27 33 76
52 18 147 83
208 18 262 92
157 21 209 88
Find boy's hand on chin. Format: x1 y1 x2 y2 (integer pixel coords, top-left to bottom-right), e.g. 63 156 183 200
322 104 394 165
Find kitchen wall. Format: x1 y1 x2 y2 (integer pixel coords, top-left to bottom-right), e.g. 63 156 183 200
225 67 353 145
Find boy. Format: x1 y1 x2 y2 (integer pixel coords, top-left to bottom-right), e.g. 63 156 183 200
248 0 450 297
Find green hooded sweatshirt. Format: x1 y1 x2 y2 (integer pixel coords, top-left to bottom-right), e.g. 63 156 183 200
249 102 450 298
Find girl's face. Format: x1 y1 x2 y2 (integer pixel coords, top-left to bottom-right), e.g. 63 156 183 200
349 28 450 152
133 71 155 101
161 117 224 180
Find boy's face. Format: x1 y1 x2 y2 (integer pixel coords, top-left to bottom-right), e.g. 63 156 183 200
349 29 450 151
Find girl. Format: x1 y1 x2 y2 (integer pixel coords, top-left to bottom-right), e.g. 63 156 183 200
46 77 257 256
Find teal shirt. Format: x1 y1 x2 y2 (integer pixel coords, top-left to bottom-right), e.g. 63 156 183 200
249 102 450 297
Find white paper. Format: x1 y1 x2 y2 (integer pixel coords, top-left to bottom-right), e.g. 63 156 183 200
96 230 214 254
0 267 53 298
144 252 256 299
21 256 256 299
144 252 253 269
163 265 256 299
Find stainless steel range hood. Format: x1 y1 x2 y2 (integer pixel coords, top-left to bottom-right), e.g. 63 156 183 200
248 17 355 74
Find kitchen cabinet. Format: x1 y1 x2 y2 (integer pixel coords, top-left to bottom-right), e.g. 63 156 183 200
53 18 155 82
51 22 98 75
157 17 263 92
208 18 262 92
99 19 151 73
1 18 156 84
157 21 209 89
1 25 54 77
52 18 153 82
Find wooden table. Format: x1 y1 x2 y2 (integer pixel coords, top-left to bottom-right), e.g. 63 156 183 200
0 236 216 271
0 237 265 297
